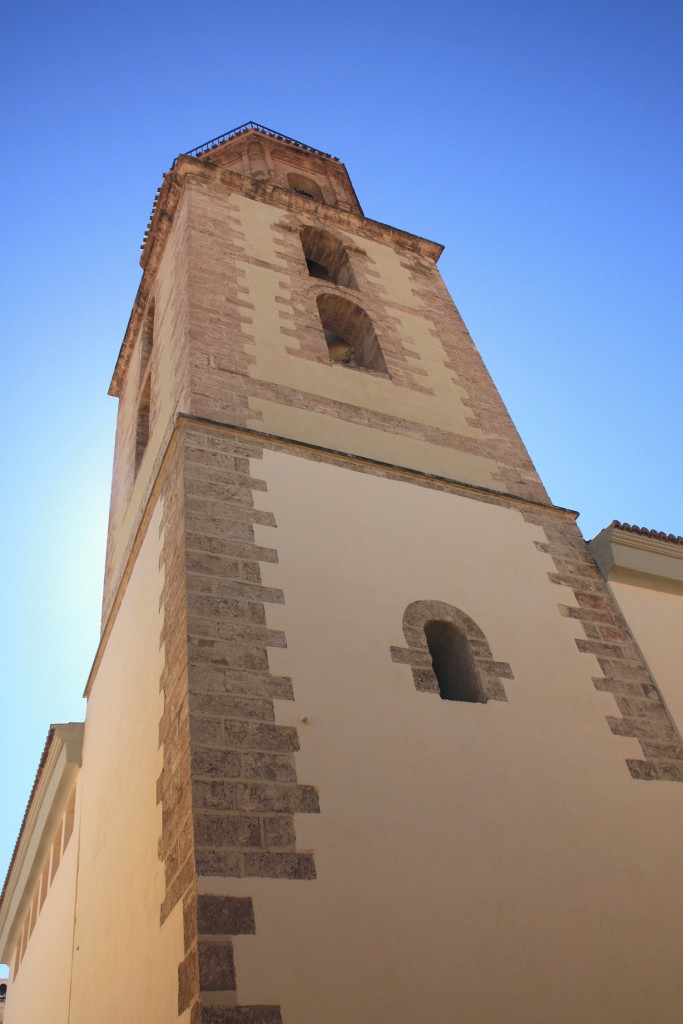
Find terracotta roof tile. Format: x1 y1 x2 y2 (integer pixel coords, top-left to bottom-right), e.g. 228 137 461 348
611 520 683 545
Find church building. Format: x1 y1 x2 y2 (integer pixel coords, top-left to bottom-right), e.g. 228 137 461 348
1 123 682 1024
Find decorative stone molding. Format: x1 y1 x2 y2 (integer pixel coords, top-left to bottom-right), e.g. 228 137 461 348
391 599 513 702
589 521 683 589
156 420 319 1021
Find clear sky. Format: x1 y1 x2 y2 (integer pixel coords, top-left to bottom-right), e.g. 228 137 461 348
1 0 681 931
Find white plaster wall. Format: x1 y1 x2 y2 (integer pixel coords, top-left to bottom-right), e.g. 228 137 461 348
69 501 187 1024
609 579 683 735
208 450 683 1024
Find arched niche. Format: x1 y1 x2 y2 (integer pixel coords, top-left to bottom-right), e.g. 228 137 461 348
316 293 387 374
287 172 326 204
300 226 357 289
423 619 485 702
390 599 513 702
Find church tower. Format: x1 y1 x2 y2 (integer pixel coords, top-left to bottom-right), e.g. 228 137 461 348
3 123 683 1024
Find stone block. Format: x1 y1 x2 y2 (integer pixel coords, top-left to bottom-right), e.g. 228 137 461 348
243 852 316 880
194 813 262 848
197 894 255 935
198 940 236 991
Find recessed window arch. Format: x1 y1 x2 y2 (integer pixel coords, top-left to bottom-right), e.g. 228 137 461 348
135 377 151 474
316 293 387 374
135 301 154 476
424 619 484 702
140 300 154 377
390 599 513 703
300 226 358 289
287 172 325 204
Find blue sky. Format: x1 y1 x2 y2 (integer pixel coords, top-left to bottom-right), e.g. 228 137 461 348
1 0 681 934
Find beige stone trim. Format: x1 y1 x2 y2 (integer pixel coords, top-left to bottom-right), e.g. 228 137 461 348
149 421 320 1021
527 511 683 781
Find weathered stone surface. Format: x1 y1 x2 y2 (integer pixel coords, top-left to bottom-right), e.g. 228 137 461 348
197 895 256 936
178 947 199 1013
200 1007 283 1024
198 940 236 990
244 852 316 880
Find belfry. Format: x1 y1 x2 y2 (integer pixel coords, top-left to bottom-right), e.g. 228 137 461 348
2 123 683 1023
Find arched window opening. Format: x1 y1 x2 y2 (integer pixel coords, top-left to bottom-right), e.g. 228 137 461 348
316 293 387 374
306 258 331 281
287 173 325 204
140 302 154 378
135 300 154 477
135 375 151 474
300 226 357 289
424 619 486 703
392 600 512 702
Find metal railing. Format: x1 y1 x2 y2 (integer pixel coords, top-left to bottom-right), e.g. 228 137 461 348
183 122 335 161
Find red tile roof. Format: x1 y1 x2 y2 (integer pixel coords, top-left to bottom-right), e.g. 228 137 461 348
611 521 683 545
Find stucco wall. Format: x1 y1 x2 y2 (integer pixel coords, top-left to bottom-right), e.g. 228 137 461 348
69 502 187 1024
201 449 683 1024
103 198 191 621
608 578 683 736
4 806 78 1024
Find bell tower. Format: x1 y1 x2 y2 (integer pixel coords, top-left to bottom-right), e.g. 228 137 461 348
5 123 683 1024
103 124 554 619
99 123 683 1023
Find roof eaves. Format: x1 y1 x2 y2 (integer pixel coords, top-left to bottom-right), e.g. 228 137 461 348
0 724 84 962
610 520 683 546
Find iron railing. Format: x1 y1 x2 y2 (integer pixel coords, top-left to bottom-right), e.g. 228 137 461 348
183 121 335 161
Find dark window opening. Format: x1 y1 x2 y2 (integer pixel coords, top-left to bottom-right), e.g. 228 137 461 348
287 173 326 204
300 226 357 289
306 258 332 282
424 620 486 703
316 293 387 374
140 302 154 378
135 376 151 475
134 301 154 478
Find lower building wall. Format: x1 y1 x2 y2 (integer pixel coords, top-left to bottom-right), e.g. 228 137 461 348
4 818 78 1024
192 447 683 1024
67 500 186 1024
8 434 683 1024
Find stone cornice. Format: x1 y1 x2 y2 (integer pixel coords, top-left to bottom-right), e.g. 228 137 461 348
108 155 444 398
0 724 84 963
589 522 683 589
